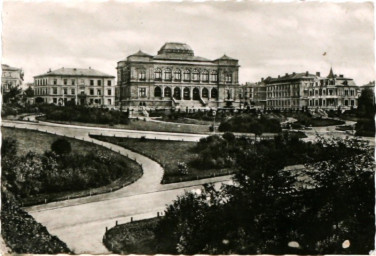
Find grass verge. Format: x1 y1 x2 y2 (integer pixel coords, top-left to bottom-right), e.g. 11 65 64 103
91 135 235 184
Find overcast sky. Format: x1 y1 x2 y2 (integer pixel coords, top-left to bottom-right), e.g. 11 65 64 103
2 1 375 85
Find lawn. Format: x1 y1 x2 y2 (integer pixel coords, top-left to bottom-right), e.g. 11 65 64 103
2 127 143 206
103 217 159 254
39 117 211 134
92 136 235 184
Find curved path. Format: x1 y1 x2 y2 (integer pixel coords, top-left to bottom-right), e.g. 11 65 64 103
1 119 232 254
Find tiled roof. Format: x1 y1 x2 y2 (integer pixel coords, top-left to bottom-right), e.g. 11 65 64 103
34 68 115 78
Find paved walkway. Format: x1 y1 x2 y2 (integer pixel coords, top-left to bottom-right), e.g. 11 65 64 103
2 119 232 254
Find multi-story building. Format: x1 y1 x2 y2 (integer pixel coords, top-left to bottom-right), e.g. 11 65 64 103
264 68 359 110
117 42 243 109
2 64 24 94
34 67 116 107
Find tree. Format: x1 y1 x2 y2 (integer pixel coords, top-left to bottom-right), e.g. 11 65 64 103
154 136 375 254
3 82 22 104
51 138 72 155
357 88 375 119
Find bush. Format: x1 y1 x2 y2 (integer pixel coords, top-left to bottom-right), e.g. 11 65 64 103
177 162 189 175
51 138 72 155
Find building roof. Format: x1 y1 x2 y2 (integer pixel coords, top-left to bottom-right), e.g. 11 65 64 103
268 72 318 82
2 64 22 71
128 50 153 58
158 42 193 53
34 67 115 78
215 54 237 61
327 67 335 79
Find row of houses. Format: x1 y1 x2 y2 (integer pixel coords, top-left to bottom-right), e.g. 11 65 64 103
3 42 373 110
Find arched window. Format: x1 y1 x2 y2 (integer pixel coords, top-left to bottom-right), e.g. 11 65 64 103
211 88 218 99
164 87 171 97
174 87 181 100
174 69 181 81
210 71 218 82
138 70 146 81
155 69 162 81
192 69 200 82
164 68 172 81
183 87 190 100
202 88 209 98
202 70 209 82
184 70 190 81
154 86 162 97
193 88 200 100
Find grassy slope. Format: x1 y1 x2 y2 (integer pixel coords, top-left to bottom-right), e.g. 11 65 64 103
2 127 143 206
92 136 234 184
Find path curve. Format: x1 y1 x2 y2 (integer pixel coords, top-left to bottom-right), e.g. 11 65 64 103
1 119 232 254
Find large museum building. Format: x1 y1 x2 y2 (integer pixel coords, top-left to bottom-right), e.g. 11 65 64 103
117 42 246 109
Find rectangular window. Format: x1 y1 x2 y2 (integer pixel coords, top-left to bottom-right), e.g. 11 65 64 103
90 89 94 95
90 99 94 104
53 88 58 94
64 79 68 85
97 80 101 86
107 80 111 86
97 89 101 96
107 89 111 96
54 79 57 85
90 80 94 86
108 99 112 105
345 90 348 96
72 79 75 85
71 89 75 94
64 88 68 95
139 87 147 98
53 98 57 104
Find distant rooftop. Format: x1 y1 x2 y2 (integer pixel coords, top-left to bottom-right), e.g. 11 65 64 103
2 64 22 71
34 67 115 78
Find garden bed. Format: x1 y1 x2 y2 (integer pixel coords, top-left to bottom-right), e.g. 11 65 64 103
2 127 143 206
103 217 159 254
91 136 235 184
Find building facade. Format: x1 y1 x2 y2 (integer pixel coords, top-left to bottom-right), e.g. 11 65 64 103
117 42 245 109
33 67 116 107
264 68 359 111
2 64 24 94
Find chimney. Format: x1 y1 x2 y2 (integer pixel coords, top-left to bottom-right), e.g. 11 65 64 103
316 72 320 76
285 73 288 76
339 74 344 78
48 68 51 73
305 71 309 76
293 72 296 75
261 77 264 82
278 75 280 78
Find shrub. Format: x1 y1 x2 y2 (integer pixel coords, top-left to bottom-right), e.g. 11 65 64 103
177 162 188 175
51 138 72 155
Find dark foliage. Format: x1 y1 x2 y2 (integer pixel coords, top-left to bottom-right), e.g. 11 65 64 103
40 105 129 125
218 114 281 134
1 191 72 254
357 88 375 119
355 119 375 137
51 138 72 155
1 137 131 199
153 135 374 254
